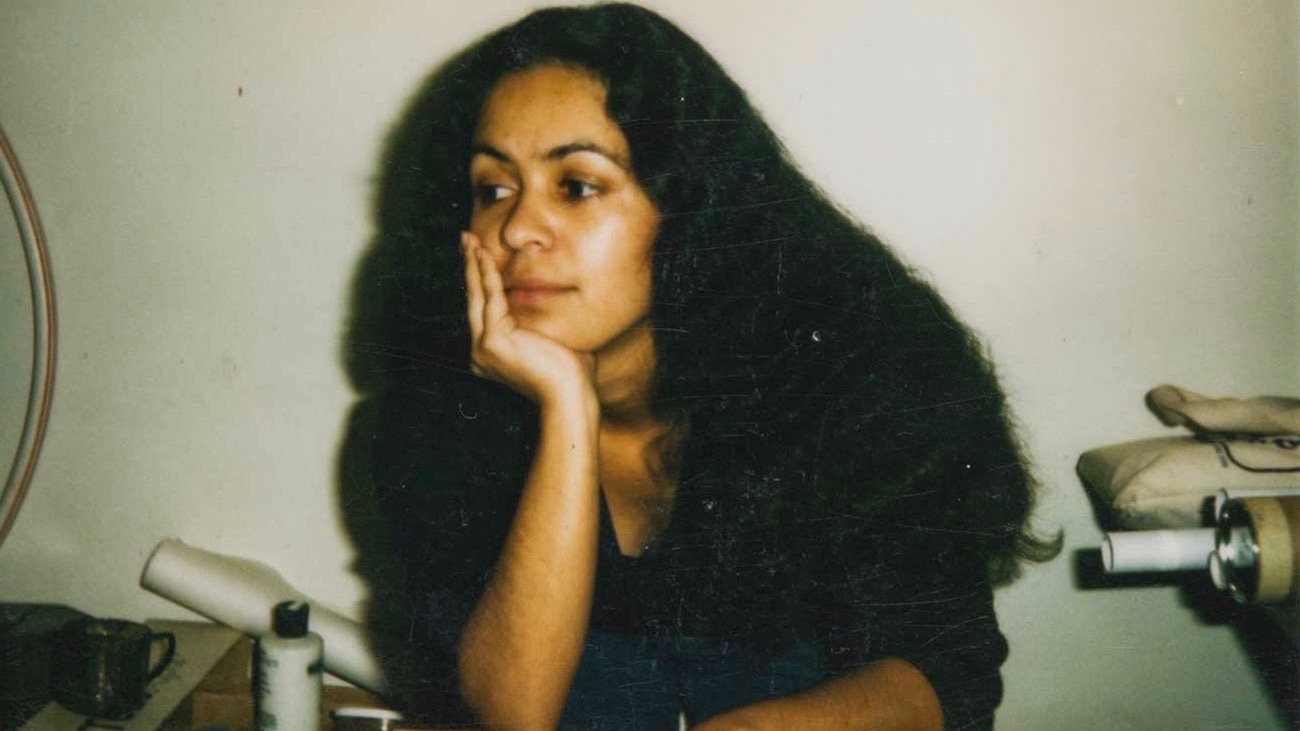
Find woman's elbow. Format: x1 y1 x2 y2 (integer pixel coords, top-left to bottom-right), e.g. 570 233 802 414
458 652 568 730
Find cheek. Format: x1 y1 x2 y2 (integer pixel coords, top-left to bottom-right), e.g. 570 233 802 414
627 224 657 300
467 212 493 240
598 202 657 270
590 225 654 298
468 215 509 262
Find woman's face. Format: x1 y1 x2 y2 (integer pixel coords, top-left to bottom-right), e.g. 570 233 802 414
468 64 660 356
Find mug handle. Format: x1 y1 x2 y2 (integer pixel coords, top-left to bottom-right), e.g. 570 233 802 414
147 631 177 681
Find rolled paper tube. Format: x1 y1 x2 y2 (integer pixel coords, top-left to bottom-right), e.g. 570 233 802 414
140 538 385 692
1238 497 1300 602
1101 529 1215 573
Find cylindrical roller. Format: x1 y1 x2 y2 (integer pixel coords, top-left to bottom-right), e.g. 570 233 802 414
1101 528 1215 573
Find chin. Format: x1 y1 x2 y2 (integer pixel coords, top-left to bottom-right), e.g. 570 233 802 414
514 318 590 352
514 310 649 356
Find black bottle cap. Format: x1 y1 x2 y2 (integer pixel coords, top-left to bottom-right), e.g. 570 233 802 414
272 600 310 638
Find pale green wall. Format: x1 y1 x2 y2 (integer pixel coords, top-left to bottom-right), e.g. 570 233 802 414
0 192 32 482
0 2 1296 729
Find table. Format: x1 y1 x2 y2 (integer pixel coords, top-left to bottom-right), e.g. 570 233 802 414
19 621 414 731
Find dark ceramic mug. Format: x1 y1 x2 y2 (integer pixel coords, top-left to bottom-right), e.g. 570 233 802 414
54 618 176 719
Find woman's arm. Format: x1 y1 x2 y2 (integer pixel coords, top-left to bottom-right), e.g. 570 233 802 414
457 387 600 730
692 658 942 731
454 236 602 730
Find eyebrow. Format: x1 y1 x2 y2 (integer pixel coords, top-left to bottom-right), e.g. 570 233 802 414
470 141 630 170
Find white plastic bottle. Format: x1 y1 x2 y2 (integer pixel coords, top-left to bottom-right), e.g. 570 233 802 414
256 600 323 730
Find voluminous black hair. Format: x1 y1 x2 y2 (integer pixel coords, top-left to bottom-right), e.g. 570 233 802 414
347 2 1057 587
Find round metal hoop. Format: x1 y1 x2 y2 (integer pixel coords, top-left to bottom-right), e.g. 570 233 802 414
0 122 55 551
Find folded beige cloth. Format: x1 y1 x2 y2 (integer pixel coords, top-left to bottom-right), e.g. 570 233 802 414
1146 384 1300 436
1077 385 1300 529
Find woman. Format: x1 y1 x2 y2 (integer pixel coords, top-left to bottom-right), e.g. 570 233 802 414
346 4 1056 729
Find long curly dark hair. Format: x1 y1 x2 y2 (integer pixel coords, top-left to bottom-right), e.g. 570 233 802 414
346 2 1057 588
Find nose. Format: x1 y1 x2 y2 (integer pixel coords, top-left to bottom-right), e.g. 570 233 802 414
499 188 554 253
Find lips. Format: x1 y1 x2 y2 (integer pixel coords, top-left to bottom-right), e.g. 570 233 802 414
505 278 575 306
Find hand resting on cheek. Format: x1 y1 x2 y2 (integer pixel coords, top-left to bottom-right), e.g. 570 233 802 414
461 230 596 407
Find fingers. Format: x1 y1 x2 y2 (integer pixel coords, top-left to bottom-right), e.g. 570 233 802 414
462 232 484 341
480 245 509 328
462 232 487 376
464 231 510 337
463 231 517 380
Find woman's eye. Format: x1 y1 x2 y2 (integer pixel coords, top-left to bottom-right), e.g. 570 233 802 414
474 184 511 206
561 179 601 201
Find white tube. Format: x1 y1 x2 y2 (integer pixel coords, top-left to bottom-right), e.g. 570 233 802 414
1101 528 1215 573
140 538 385 693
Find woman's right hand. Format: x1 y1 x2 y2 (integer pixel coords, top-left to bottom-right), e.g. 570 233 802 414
462 231 596 407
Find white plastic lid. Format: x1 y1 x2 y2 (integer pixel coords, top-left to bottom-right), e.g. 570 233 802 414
1209 551 1227 590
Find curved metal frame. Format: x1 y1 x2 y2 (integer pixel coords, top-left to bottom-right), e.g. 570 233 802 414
0 122 55 551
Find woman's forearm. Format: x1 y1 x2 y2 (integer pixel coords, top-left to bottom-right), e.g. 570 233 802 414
694 658 943 731
458 388 601 730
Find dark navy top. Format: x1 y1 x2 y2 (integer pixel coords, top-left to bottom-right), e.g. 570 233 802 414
360 381 1009 730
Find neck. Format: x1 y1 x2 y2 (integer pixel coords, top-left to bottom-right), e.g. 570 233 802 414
592 320 659 427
